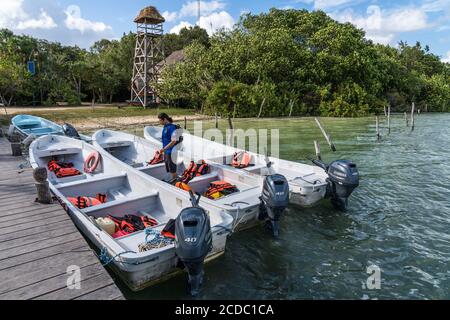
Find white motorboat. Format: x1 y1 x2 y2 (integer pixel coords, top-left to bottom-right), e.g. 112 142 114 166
144 125 359 210
29 135 233 294
92 129 291 237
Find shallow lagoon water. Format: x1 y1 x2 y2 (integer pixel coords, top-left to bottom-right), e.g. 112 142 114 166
99 114 450 299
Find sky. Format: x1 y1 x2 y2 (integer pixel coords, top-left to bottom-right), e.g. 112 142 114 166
0 0 449 62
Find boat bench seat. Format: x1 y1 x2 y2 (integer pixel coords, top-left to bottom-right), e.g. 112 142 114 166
242 164 267 172
82 192 159 215
55 173 127 189
189 172 219 183
35 147 81 158
100 141 133 148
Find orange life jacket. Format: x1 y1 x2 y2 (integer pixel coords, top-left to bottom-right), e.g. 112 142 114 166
180 161 198 183
175 181 192 192
108 214 158 235
180 160 209 183
67 193 107 209
231 152 251 168
48 159 81 178
196 160 210 176
148 150 164 165
204 181 239 199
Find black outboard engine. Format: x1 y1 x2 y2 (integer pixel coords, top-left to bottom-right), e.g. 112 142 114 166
259 174 290 238
62 123 80 139
175 191 212 296
312 159 359 210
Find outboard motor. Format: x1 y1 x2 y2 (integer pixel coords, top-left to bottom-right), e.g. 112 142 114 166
175 191 212 296
259 174 290 238
312 159 359 210
62 123 80 139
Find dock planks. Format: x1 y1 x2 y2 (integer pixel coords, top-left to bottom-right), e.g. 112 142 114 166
0 137 124 300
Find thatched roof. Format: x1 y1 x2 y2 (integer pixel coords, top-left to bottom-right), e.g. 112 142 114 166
134 6 165 24
157 49 185 69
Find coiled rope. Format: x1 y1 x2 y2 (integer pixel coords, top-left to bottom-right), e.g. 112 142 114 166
97 247 136 266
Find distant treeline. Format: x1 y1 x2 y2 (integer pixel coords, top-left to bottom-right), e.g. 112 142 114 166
0 26 208 106
1 8 449 117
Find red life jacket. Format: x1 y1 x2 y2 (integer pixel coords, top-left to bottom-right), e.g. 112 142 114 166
204 181 239 199
67 193 107 209
195 160 210 176
180 161 198 183
48 159 81 178
107 214 159 236
231 151 251 168
180 160 209 183
148 150 164 165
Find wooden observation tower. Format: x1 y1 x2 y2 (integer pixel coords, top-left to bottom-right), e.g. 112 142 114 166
130 6 165 108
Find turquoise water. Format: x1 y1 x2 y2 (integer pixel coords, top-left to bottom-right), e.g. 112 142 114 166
110 114 450 299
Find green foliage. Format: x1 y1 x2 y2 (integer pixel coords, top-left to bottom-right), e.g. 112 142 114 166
158 9 450 117
0 27 209 106
0 8 448 116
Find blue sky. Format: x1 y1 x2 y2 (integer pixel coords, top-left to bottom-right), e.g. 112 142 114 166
1 0 449 61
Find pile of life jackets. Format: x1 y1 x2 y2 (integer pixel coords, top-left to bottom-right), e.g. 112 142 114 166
204 180 239 199
180 160 210 183
174 160 210 192
230 151 252 169
48 159 81 178
148 150 164 165
107 214 159 238
67 193 107 209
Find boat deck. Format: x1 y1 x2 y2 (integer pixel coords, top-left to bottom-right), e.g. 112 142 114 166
0 136 124 300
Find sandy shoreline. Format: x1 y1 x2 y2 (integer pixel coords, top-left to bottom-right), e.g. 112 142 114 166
72 114 211 131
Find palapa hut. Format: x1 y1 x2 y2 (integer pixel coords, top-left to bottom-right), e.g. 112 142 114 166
134 6 165 25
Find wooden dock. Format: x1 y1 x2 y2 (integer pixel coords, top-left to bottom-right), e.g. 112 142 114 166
0 136 124 300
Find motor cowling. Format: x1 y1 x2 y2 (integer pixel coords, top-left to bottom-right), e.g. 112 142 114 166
326 160 359 210
259 174 289 238
62 123 80 138
175 206 212 296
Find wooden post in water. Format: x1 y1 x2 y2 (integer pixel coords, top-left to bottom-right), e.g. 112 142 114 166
33 167 53 204
184 116 187 130
387 104 391 134
314 117 336 152
314 140 321 161
227 116 234 146
257 98 266 118
411 102 415 131
288 99 294 117
376 116 381 142
404 112 409 127
215 112 218 129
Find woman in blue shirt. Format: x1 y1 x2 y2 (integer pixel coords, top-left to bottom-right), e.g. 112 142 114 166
158 113 178 180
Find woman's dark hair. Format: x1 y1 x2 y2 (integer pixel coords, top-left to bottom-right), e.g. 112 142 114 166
158 112 173 123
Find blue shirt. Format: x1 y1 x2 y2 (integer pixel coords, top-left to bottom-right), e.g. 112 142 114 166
162 123 177 154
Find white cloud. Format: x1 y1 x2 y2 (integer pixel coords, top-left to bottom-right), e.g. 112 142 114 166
162 10 178 23
0 0 27 28
294 0 356 10
421 0 450 13
180 1 226 18
313 0 356 10
198 11 235 35
330 5 429 45
0 0 56 30
16 9 57 30
64 5 111 33
170 21 193 34
442 50 450 63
